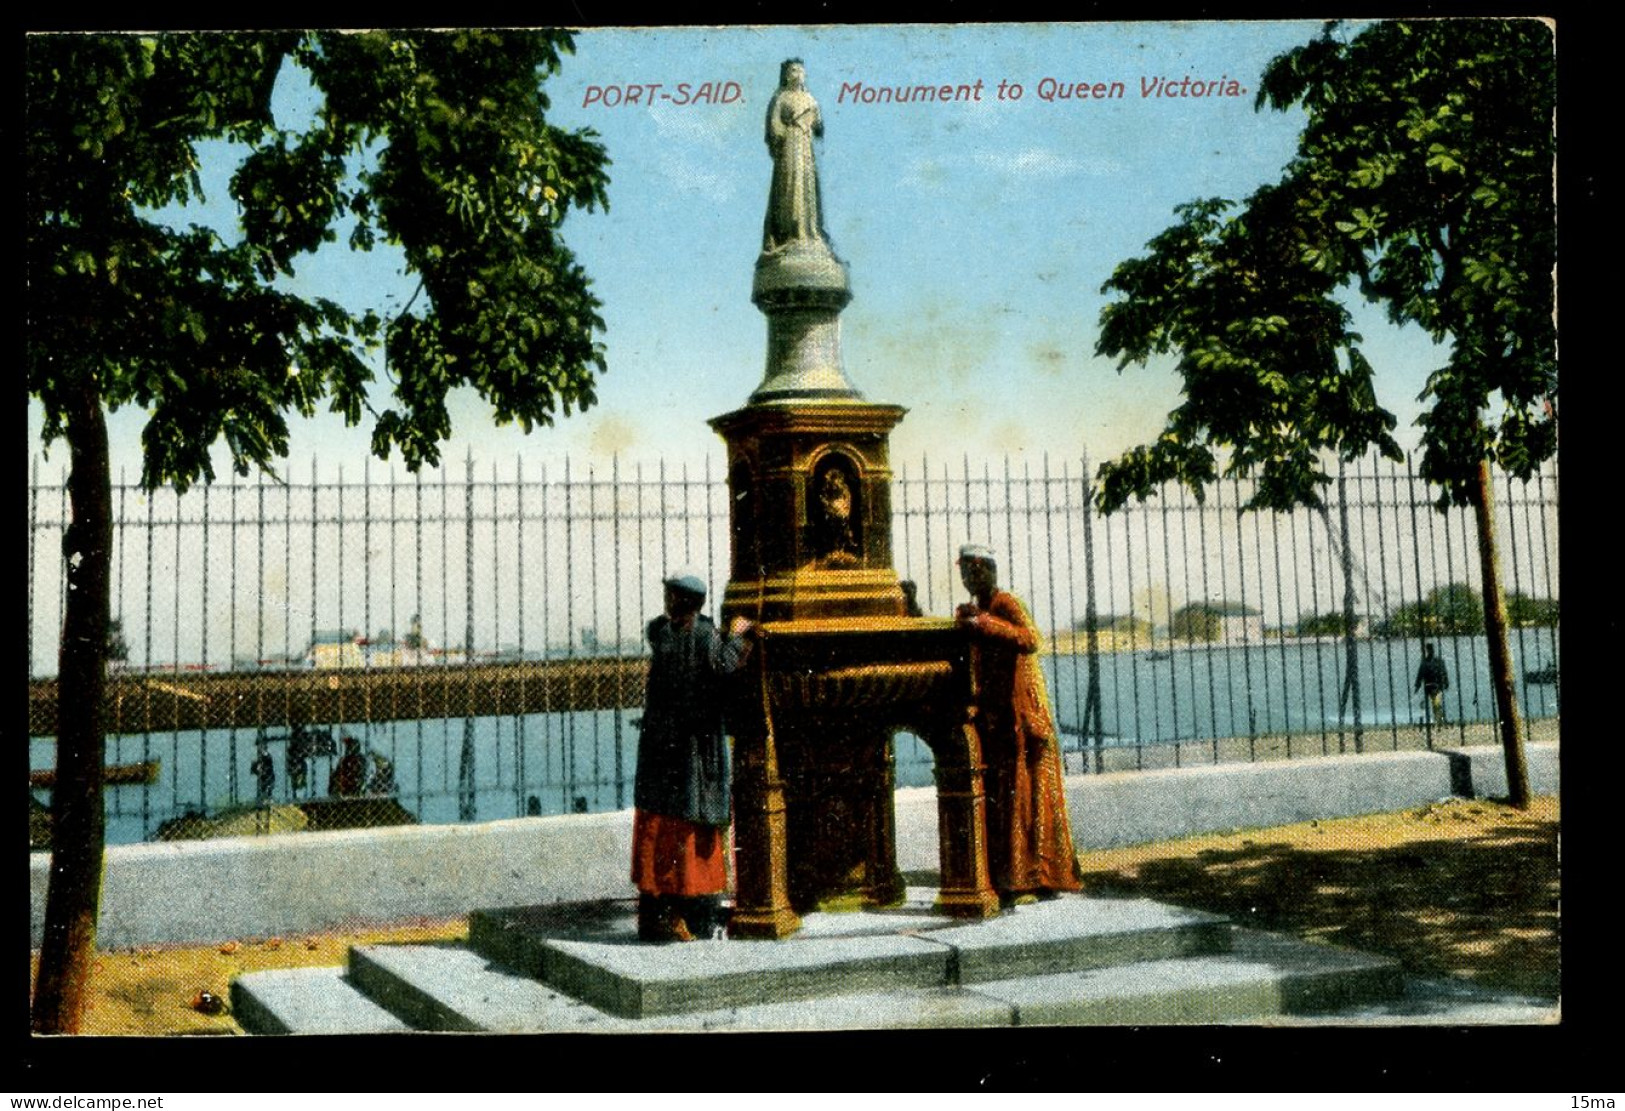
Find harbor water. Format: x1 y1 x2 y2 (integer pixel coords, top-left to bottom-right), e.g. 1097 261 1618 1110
30 631 1559 847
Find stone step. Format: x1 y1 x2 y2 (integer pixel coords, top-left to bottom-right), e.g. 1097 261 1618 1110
467 889 1231 1018
972 929 1406 1026
229 964 413 1035
345 942 1016 1032
230 927 1406 1033
347 943 644 1033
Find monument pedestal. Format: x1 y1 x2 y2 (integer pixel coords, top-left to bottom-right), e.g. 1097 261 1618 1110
711 401 908 625
711 60 999 937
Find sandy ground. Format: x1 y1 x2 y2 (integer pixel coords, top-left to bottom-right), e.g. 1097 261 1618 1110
1077 794 1560 1000
30 794 1558 1035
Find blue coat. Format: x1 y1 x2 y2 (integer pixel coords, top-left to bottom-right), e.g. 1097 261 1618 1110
633 614 748 826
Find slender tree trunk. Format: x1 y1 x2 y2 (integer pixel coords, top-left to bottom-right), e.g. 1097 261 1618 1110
31 384 111 1034
1337 464 1362 753
1473 456 1530 808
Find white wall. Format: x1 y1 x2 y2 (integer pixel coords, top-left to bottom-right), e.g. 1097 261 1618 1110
30 743 1557 949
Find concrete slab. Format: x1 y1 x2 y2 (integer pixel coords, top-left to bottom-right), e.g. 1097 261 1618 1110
968 929 1402 1026
464 883 968 1013
306 941 1015 1033
233 926 1414 1034
792 886 964 937
474 897 961 1021
233 894 1476 1033
469 893 1239 1019
380 942 1015 1032
469 888 960 976
229 965 413 1035
922 894 1231 984
469 899 638 980
540 930 952 1019
659 984 1015 1032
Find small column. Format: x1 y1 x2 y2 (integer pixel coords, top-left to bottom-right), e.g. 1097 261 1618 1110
925 710 1000 919
727 651 801 939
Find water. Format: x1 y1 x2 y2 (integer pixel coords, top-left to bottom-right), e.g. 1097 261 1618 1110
31 631 1557 846
1046 629 1559 746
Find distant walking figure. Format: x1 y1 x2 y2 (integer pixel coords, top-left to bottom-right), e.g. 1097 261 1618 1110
251 742 276 804
1414 644 1450 725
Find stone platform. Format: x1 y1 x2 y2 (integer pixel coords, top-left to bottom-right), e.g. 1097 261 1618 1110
227 889 1493 1033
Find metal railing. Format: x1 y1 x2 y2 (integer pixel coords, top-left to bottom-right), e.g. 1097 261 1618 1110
26 450 1559 846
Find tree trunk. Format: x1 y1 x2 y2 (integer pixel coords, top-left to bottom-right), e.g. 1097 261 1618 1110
31 384 112 1034
1337 463 1362 753
1472 456 1530 809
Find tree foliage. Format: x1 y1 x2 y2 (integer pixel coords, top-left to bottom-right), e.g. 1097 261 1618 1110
1506 591 1560 628
1169 605 1223 642
1095 19 1555 510
105 617 129 663
1078 614 1152 638
1096 184 1401 512
28 30 610 489
1296 610 1357 637
1376 582 1484 637
26 29 610 1033
1256 19 1556 500
1092 19 1553 808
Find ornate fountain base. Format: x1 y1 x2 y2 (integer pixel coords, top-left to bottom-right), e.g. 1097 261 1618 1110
726 618 1001 939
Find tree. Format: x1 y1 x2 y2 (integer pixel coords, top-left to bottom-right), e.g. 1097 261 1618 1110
1096 19 1554 806
1296 611 1357 638
1079 614 1152 639
105 617 129 664
1376 583 1484 637
27 30 610 1033
1428 584 1484 632
1094 183 1402 514
1169 605 1223 642
1506 591 1559 628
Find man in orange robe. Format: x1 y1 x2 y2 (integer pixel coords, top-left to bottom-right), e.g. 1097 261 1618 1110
631 572 757 941
955 544 1083 905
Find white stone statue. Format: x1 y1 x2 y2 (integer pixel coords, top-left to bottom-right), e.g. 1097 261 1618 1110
763 59 827 252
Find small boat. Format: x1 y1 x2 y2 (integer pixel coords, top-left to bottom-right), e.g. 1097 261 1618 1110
1525 663 1558 685
151 795 419 842
29 759 160 790
154 804 309 841
1145 649 1174 662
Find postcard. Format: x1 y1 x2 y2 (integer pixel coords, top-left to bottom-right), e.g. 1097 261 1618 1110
25 20 1559 1045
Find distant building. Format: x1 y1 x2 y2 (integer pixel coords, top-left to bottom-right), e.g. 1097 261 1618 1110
1049 614 1155 655
1170 601 1263 645
305 629 363 669
305 622 460 669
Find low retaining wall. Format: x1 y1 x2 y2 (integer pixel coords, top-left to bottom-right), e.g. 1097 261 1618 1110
30 743 1557 949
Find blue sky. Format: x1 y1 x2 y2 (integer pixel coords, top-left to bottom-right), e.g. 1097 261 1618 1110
28 21 1448 485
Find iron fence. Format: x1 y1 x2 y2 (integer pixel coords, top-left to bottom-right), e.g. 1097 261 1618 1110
27 450 1559 846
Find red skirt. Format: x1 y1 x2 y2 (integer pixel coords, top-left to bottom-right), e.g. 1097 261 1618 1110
630 809 728 896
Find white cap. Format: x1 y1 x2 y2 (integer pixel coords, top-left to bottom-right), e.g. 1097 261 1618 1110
663 569 707 598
